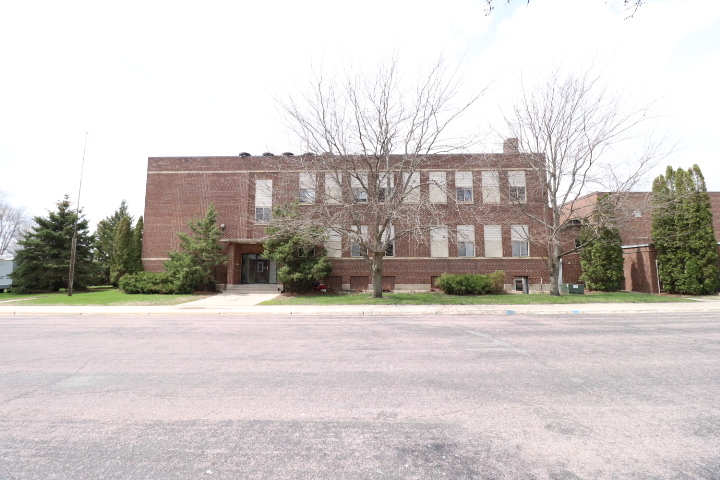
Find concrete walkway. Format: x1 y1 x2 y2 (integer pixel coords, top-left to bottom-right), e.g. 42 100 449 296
1 292 720 316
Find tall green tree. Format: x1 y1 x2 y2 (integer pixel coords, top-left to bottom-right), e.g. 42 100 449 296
95 200 133 284
264 204 333 292
12 195 96 293
165 204 226 292
652 165 719 295
130 216 144 274
109 216 133 285
578 222 625 291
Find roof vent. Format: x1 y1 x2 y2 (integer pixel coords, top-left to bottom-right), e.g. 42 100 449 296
239 152 251 157
281 152 294 156
301 152 316 156
262 152 275 156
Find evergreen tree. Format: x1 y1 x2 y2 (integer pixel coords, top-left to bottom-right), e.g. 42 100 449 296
12 195 96 293
130 216 144 274
95 200 133 284
164 204 226 292
579 221 625 291
109 216 133 285
652 165 719 294
651 167 681 292
264 204 333 292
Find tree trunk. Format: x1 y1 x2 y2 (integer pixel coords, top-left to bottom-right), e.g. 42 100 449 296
548 240 562 296
371 252 384 299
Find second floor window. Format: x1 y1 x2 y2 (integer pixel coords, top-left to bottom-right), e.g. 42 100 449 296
299 173 316 204
457 225 475 257
455 171 473 203
255 179 273 224
351 174 368 203
508 171 527 203
511 225 529 257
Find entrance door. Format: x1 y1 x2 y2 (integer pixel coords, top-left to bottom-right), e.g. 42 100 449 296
241 254 276 284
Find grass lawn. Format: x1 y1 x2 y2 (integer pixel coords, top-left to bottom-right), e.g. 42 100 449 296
260 291 697 306
0 288 212 306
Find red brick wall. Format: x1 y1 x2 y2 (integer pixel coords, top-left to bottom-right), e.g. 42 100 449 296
142 152 555 287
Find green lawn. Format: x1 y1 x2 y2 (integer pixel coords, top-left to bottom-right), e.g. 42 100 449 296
260 291 697 306
0 288 211 306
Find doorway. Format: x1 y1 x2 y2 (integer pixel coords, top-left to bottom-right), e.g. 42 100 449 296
241 254 277 284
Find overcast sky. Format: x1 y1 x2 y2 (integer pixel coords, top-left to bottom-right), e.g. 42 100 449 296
1 0 718 226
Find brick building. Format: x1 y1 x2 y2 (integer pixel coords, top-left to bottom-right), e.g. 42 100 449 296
562 191 720 293
142 139 556 292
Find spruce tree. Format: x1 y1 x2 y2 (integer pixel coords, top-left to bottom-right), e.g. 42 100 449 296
579 221 624 291
95 200 133 284
12 196 96 293
677 166 719 294
130 216 144 274
165 204 226 292
263 204 333 292
109 216 133 286
652 165 719 294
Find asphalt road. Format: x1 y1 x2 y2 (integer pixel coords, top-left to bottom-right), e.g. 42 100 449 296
1 313 719 479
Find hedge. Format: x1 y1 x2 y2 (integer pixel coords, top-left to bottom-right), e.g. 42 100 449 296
434 271 505 295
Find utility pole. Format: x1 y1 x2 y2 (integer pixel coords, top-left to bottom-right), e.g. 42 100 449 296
68 133 88 296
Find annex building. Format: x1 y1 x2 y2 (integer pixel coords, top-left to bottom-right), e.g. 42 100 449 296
142 139 553 293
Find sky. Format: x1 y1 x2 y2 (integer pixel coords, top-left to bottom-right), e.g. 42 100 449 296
1 0 719 227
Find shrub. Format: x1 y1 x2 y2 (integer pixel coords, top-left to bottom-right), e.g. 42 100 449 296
119 271 189 294
435 271 505 295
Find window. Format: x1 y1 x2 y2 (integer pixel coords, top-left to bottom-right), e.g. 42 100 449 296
403 172 420 204
299 173 316 204
325 173 342 204
455 171 473 203
429 172 447 203
255 179 272 224
633 209 642 218
484 225 502 257
430 226 449 257
351 174 367 203
351 225 367 257
508 171 526 203
378 173 394 203
255 207 271 224
326 229 342 258
481 171 500 204
457 225 475 257
384 225 395 257
511 225 529 257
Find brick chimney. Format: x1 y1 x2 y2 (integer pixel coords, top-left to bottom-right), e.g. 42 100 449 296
503 137 519 153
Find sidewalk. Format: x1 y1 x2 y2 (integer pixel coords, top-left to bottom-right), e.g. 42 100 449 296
1 294 720 316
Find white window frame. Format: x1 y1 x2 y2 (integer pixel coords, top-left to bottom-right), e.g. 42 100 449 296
484 225 503 258
455 171 473 203
299 173 316 204
351 174 368 203
325 173 342 204
429 171 447 204
430 226 449 258
351 225 368 257
508 171 527 203
378 173 394 203
481 171 500 204
383 224 395 257
403 172 420 204
326 229 342 258
457 225 475 257
511 225 530 257
255 179 273 224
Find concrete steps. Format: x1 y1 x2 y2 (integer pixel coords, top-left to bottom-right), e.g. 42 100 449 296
223 284 282 294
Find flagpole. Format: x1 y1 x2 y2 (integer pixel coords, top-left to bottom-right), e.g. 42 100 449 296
68 132 88 296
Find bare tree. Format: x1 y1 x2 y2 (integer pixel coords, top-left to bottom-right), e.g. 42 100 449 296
501 68 670 295
0 191 30 256
484 0 645 18
275 57 485 298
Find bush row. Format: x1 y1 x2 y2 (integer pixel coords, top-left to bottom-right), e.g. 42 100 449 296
434 271 505 295
118 271 193 294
